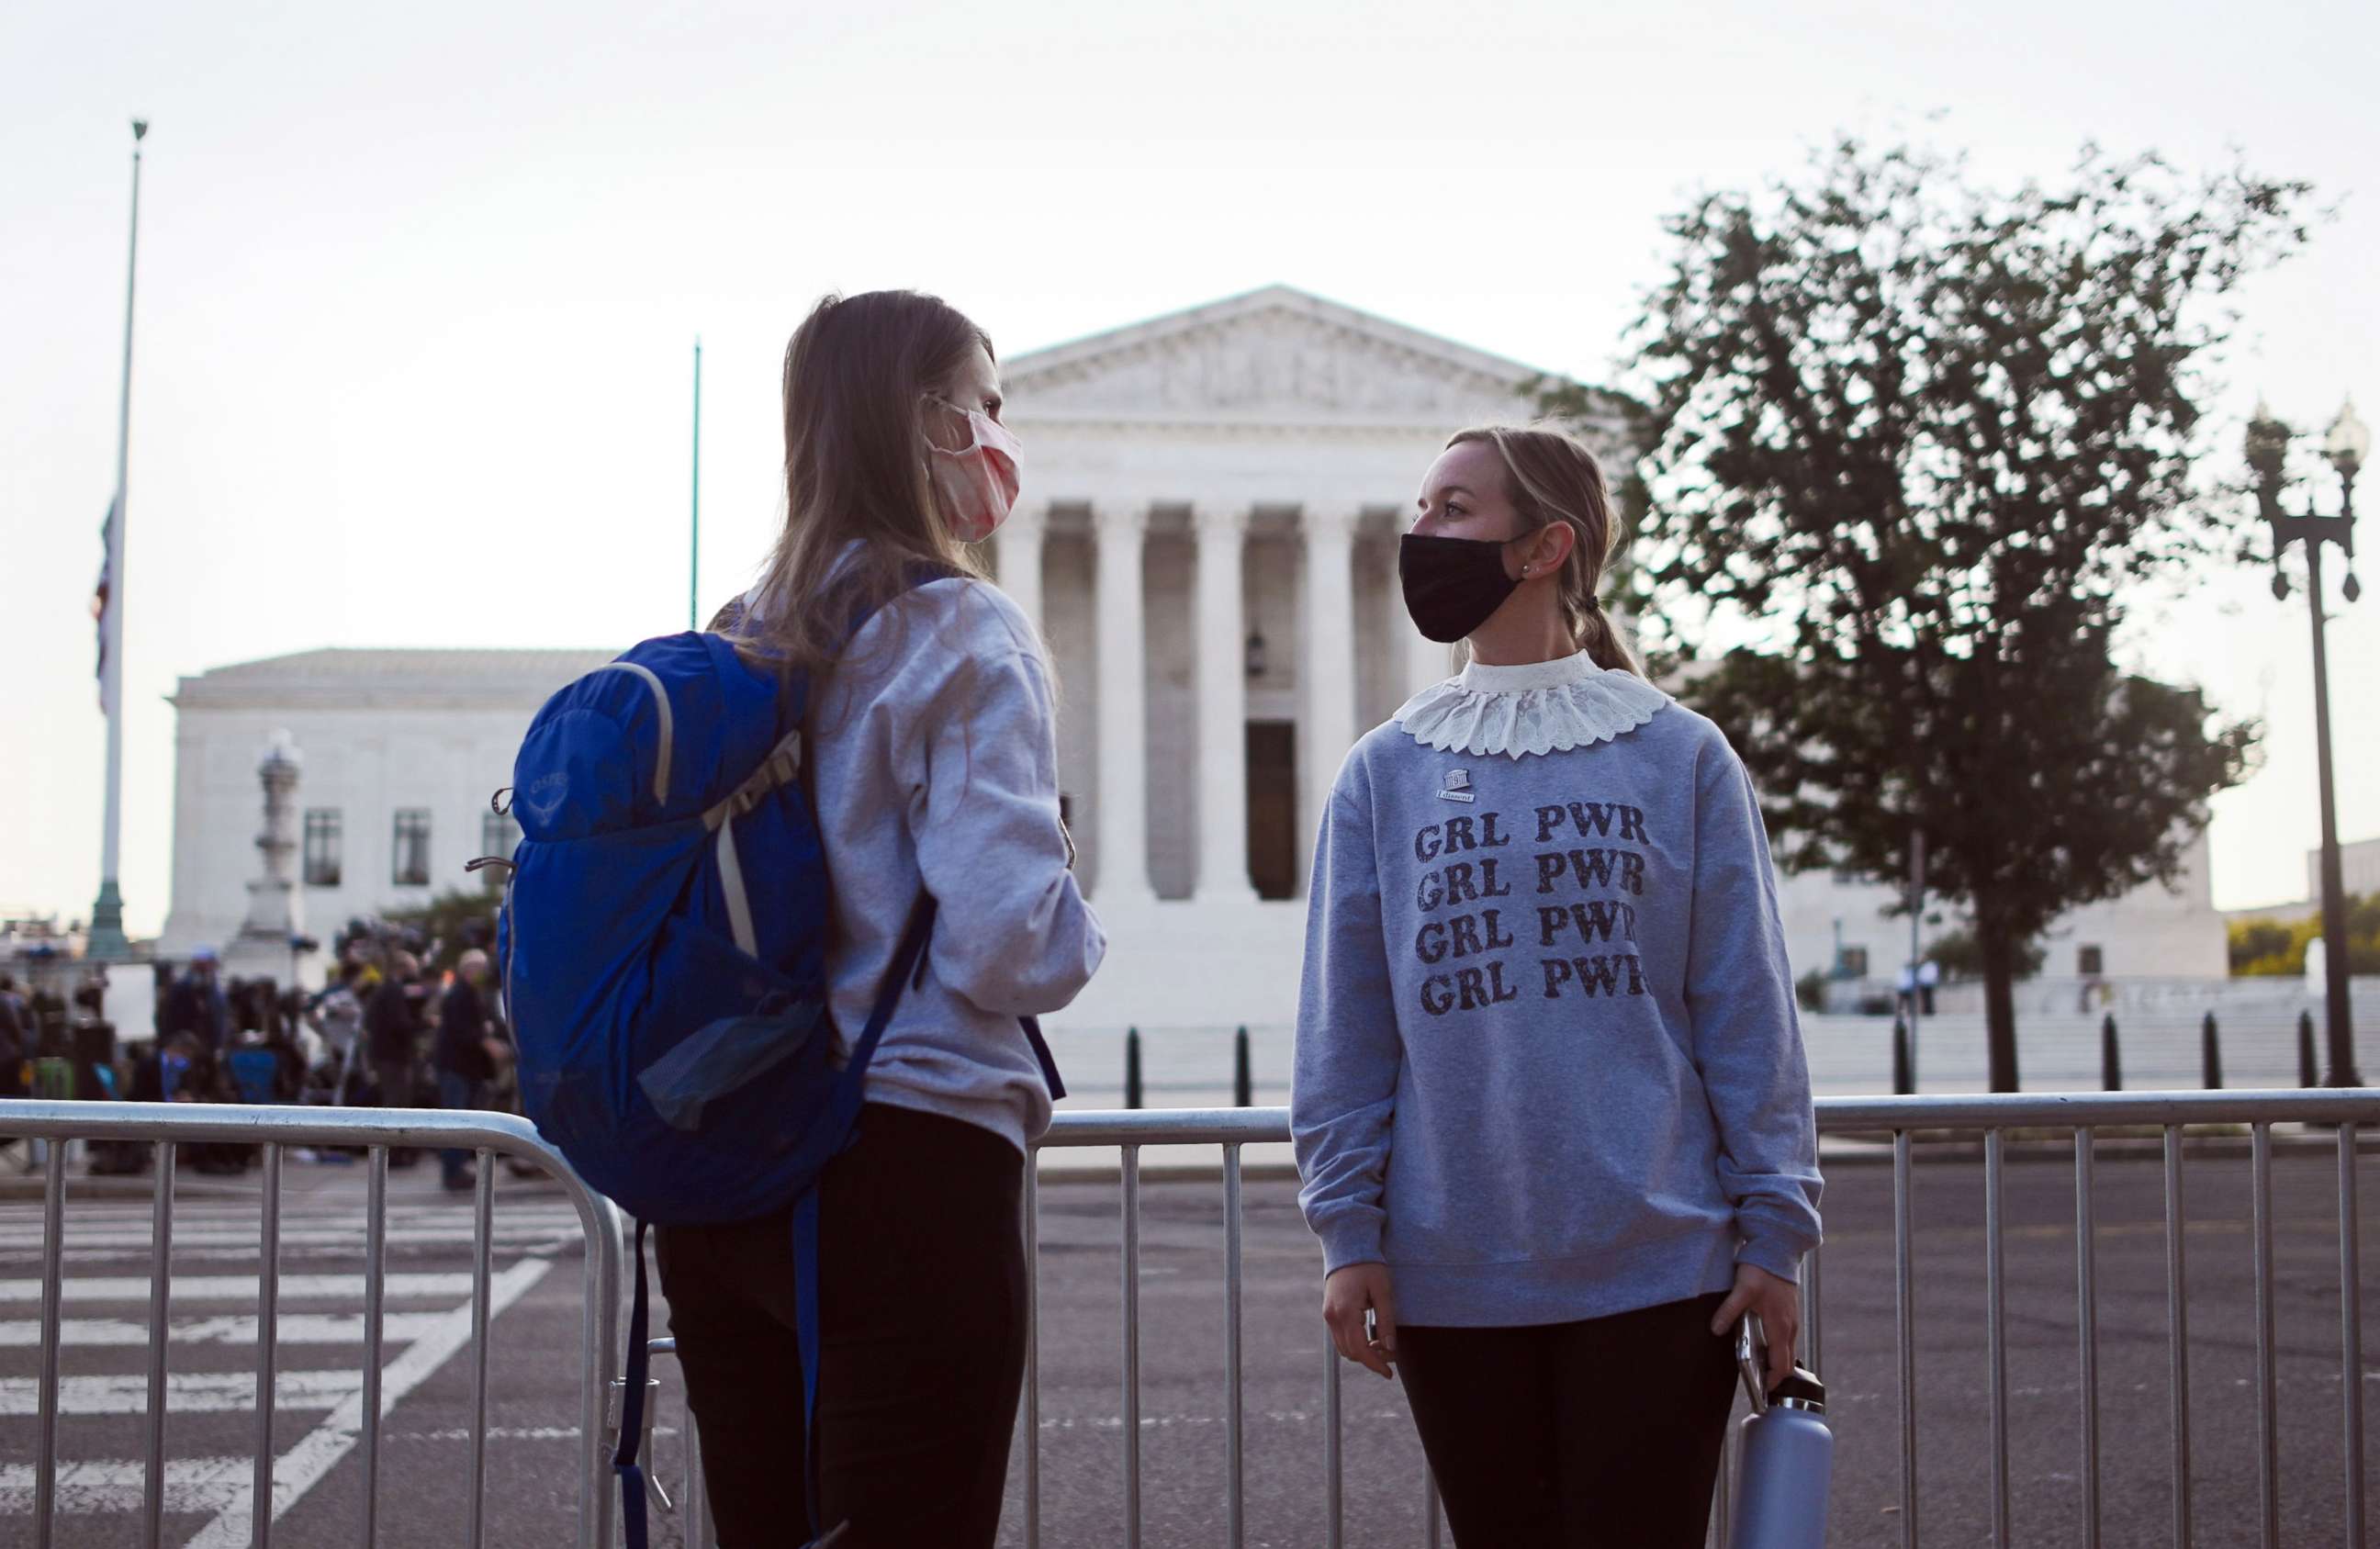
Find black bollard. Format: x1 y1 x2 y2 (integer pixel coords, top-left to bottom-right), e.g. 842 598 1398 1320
2298 1010 2320 1089
2201 1012 2223 1090
1233 1026 1252 1108
1891 1013 1913 1095
1125 1027 1143 1110
2100 1013 2122 1092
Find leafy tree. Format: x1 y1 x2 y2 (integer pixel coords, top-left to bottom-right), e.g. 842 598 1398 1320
2228 894 2380 976
2228 915 2298 975
1557 140 2311 1089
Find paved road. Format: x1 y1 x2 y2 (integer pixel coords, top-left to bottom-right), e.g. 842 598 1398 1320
2 1139 2374 1547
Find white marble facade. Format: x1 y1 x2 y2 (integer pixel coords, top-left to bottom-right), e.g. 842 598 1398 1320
158 286 2229 1017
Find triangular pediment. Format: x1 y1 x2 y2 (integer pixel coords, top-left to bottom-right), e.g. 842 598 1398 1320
1005 285 1620 432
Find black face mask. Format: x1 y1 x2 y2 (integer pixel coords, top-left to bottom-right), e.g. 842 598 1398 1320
1399 533 1521 643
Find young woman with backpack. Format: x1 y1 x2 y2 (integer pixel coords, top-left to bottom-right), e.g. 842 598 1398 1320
657 290 1104 1548
1291 423 1822 1547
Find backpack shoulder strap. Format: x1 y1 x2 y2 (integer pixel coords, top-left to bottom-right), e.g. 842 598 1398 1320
839 892 935 1091
842 892 1067 1101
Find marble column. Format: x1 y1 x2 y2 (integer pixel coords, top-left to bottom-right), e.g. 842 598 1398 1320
1303 506 1361 860
1093 500 1155 907
993 503 1047 637
1192 499 1256 904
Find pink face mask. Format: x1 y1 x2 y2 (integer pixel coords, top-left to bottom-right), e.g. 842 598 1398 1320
924 397 1023 543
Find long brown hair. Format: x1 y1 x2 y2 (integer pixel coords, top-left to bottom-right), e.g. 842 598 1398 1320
1443 422 1644 678
725 290 994 672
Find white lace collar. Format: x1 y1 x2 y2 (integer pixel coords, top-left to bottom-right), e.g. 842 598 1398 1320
1393 651 1669 759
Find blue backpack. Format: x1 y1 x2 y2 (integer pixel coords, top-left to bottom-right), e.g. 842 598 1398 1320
485 601 1062 1547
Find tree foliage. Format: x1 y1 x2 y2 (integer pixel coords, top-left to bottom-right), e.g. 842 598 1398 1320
1581 140 2311 1088
2228 894 2380 976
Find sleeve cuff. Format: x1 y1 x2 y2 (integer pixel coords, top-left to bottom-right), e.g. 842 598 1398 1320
1315 1214 1385 1276
1734 1229 1809 1285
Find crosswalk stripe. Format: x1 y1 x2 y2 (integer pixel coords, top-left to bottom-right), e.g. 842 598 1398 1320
2 1243 578 1267
0 1370 359 1416
184 1254 553 1547
0 1207 586 1227
0 1312 450 1347
0 1200 584 1218
0 1456 250 1516
31 1204 585 1218
0 1225 581 1249
0 1273 472 1304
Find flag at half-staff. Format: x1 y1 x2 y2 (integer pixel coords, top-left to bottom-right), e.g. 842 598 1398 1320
95 492 118 714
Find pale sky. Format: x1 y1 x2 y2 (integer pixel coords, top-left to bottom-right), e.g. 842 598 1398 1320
4 0 2374 937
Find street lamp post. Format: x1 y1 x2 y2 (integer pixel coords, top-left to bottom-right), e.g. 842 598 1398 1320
2247 396 2365 1088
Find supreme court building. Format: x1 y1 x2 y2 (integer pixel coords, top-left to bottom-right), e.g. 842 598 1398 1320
158 286 2228 1030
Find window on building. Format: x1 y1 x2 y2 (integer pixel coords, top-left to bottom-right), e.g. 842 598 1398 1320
302 809 342 888
2078 944 2105 977
392 809 432 887
1837 945 1869 979
479 811 522 891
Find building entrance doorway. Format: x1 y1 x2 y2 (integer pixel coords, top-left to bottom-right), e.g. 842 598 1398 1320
1246 721 1298 900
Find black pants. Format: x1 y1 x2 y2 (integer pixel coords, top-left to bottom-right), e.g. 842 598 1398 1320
1397 1290 1738 1549
656 1104 1027 1548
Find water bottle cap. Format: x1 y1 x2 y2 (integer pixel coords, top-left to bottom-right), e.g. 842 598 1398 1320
1771 1366 1825 1413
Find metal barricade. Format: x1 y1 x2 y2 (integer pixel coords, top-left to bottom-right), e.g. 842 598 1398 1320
0 1097 627 1549
49 1088 2349 1546
1828 1089 2374 1549
1023 1089 2376 1549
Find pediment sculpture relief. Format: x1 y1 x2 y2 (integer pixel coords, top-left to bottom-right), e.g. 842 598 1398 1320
1012 310 1525 421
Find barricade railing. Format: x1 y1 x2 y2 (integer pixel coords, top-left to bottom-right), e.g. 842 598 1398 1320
0 1098 627 1549
1818 1088 2373 1549
1021 1090 2376 1549
12 1090 2368 1549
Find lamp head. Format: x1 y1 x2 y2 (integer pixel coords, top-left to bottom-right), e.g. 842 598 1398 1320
2327 397 2368 477
2245 398 2291 488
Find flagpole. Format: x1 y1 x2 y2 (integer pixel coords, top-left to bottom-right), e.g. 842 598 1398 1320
88 118 147 961
689 337 702 630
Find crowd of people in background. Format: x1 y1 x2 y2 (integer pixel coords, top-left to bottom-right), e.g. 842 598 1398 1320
2 918 522 1195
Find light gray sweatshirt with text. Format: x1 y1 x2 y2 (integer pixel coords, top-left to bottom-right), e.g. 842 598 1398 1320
1292 652 1822 1327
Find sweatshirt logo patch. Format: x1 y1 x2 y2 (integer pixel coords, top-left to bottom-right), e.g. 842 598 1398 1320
1438 769 1476 803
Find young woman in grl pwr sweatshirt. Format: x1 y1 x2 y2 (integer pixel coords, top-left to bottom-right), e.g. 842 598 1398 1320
1292 423 1821 1548
668 291 1105 1549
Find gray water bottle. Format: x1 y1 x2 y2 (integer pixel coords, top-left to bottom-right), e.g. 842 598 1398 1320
1727 1317 1832 1549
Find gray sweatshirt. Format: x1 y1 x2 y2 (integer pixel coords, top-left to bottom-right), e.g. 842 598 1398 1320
803 574 1106 1153
1292 651 1821 1328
